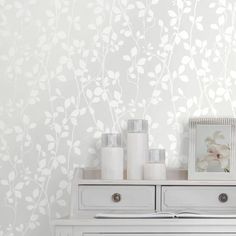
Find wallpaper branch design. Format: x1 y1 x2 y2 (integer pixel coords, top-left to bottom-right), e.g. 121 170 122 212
1 0 236 235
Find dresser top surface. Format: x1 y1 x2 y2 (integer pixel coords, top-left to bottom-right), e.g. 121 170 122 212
78 168 236 185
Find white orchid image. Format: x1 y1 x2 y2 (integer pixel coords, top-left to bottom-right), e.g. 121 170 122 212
197 131 230 172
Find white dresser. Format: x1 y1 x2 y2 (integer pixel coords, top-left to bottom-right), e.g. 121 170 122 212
52 168 236 236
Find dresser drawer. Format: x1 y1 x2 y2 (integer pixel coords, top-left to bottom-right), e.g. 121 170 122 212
78 185 155 210
162 186 236 212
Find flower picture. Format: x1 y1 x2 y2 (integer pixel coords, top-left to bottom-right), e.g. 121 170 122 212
189 118 236 180
196 128 230 172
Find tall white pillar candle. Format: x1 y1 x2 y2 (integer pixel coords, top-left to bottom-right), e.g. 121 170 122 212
127 119 148 180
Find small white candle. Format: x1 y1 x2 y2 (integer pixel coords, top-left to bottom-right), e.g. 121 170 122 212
143 163 166 180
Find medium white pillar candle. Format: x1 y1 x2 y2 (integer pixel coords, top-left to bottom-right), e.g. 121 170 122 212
143 163 166 180
101 133 124 180
101 147 123 179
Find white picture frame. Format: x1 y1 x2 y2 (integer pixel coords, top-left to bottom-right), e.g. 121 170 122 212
188 117 236 180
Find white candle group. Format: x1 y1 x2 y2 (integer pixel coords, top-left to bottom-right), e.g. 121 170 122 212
100 121 167 181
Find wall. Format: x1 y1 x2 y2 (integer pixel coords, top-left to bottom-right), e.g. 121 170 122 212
1 0 236 235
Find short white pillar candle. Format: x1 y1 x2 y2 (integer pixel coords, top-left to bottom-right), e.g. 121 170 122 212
143 149 166 180
144 163 166 180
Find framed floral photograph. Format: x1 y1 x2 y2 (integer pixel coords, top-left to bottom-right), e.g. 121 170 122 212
188 118 236 180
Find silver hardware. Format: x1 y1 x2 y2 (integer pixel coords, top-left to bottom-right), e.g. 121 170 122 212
112 193 121 203
218 193 228 203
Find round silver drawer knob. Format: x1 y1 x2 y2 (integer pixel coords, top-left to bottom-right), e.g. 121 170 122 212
218 193 228 203
112 193 121 203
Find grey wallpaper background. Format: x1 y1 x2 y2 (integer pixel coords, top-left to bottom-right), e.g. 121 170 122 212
1 0 236 235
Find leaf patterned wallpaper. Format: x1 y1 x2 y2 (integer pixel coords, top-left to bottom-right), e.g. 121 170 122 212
1 0 236 234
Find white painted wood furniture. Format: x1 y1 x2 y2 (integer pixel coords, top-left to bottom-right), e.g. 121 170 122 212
52 168 236 236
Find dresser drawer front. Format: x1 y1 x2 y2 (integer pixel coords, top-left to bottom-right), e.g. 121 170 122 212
162 186 236 212
79 185 155 210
